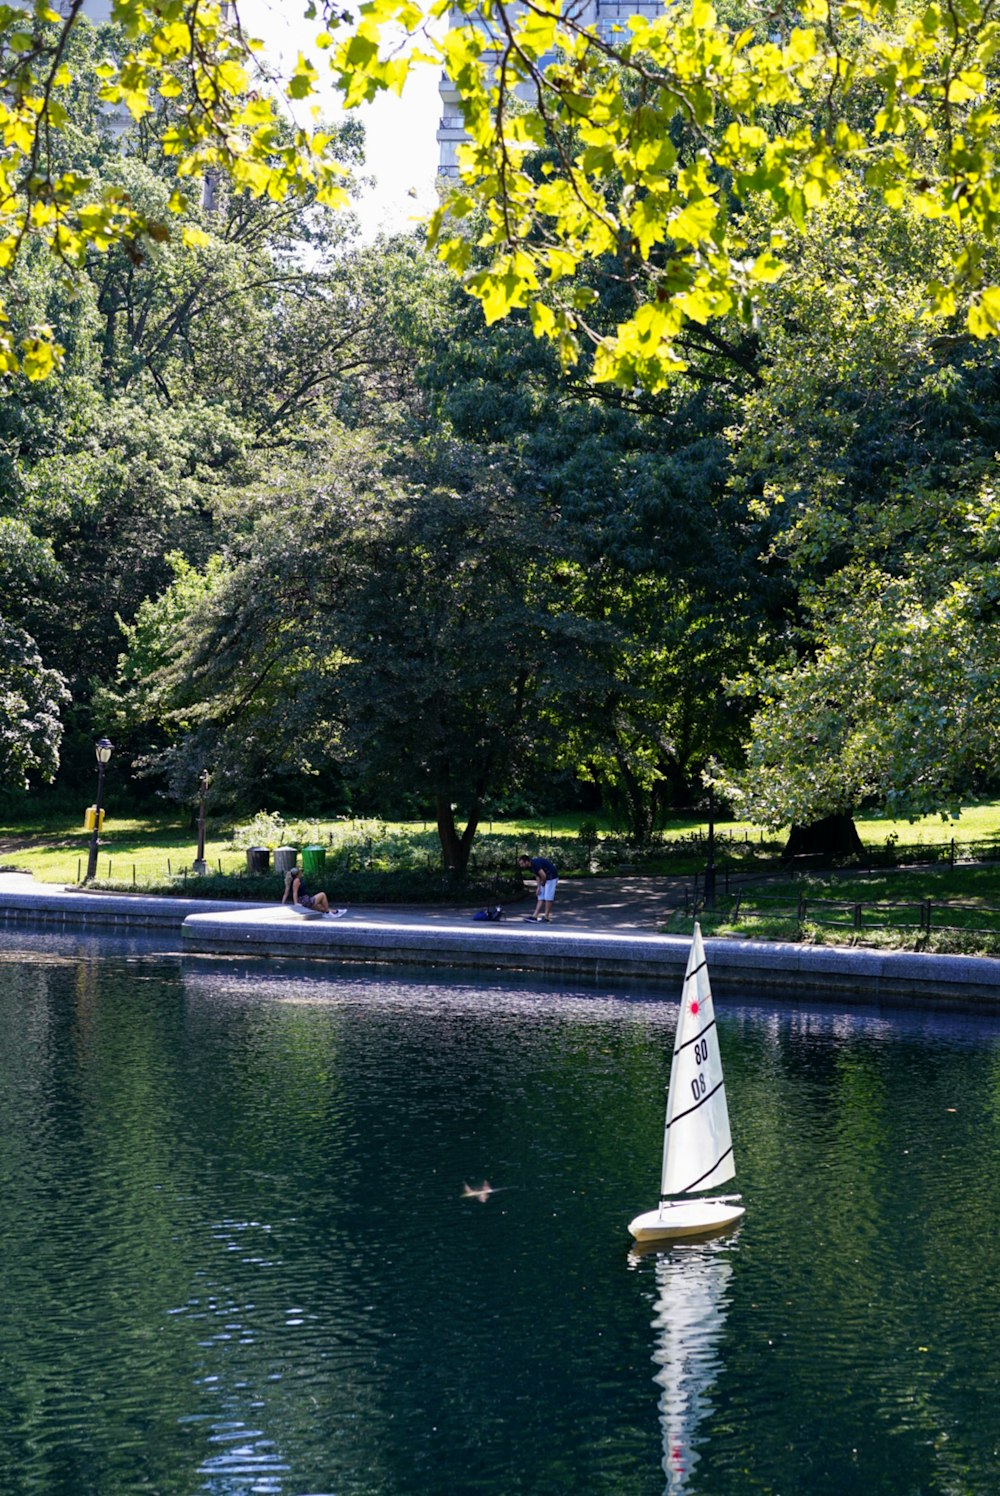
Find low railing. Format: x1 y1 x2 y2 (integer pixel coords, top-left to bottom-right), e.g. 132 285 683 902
694 888 1000 942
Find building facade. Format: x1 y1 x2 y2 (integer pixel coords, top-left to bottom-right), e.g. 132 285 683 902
437 0 664 176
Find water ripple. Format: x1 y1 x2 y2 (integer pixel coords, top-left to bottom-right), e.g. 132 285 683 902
3 945 1000 1495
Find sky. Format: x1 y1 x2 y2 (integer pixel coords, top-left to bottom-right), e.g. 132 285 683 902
238 0 444 240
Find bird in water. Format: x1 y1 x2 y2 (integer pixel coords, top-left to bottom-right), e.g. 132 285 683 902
461 1181 497 1203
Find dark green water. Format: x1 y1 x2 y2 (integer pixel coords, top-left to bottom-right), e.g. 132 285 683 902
2 929 1000 1496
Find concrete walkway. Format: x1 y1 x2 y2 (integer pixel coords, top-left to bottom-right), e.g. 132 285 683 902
2 870 1000 1007
0 869 677 929
336 874 685 931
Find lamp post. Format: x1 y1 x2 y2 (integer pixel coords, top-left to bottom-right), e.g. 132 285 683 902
85 738 113 883
193 768 210 875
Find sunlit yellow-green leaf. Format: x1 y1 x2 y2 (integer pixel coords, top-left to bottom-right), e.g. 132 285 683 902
180 225 212 248
750 250 787 283
969 285 1000 337
669 196 719 245
20 334 61 382
288 53 320 99
530 301 556 338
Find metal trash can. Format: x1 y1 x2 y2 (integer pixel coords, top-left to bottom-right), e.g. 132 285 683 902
246 846 271 875
274 846 299 875
301 845 326 875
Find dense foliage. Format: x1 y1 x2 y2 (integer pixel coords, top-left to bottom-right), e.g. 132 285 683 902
5 0 1000 868
316 0 1000 387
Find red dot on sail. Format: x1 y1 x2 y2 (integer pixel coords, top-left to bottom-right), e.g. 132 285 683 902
690 1001 699 1014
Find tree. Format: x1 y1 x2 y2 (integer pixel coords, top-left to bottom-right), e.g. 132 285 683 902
310 0 1000 390
0 619 69 788
0 46 401 787
0 0 348 378
10 1 1000 399
406 230 781 834
14 0 1000 395
110 431 611 871
79 130 369 414
0 511 69 787
718 189 1000 831
726 564 1000 832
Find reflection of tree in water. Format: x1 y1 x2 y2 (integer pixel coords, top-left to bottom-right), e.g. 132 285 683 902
649 1242 734 1496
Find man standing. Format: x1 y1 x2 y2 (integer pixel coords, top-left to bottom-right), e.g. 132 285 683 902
518 854 559 922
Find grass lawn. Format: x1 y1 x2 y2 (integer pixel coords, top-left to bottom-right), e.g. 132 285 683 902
0 814 248 886
0 809 619 888
665 860 1000 956
3 800 1000 883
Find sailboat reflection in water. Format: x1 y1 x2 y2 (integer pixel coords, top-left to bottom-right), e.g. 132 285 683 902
649 1241 734 1495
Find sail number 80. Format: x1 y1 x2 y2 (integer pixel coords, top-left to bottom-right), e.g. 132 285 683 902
691 1038 709 1101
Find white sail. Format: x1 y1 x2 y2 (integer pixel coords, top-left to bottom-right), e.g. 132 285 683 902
628 923 743 1241
660 924 736 1199
652 1244 733 1495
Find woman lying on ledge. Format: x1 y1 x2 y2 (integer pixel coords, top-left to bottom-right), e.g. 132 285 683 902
281 866 332 914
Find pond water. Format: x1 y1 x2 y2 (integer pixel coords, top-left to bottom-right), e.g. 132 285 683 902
2 929 1000 1496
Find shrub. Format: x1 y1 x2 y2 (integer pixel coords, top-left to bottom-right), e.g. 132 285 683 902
88 865 524 905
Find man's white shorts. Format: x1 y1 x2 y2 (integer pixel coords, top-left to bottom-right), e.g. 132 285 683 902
539 878 558 901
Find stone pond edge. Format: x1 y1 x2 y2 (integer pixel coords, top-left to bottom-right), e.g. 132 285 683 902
1 874 999 1008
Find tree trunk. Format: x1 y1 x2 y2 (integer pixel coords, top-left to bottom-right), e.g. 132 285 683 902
435 793 481 879
606 751 655 843
783 813 864 859
660 757 693 813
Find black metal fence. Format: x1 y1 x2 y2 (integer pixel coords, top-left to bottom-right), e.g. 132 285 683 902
682 830 1000 873
710 889 1000 941
784 836 1000 873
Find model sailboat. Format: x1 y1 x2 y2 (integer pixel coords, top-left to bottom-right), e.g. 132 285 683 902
628 924 745 1242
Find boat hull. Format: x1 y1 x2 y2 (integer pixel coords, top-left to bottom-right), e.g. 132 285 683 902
628 1198 745 1242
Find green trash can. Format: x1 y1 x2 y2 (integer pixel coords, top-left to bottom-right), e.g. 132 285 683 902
301 845 326 876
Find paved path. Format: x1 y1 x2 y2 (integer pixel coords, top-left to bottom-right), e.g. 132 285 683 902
515 874 686 930
359 875 684 933
0 870 683 934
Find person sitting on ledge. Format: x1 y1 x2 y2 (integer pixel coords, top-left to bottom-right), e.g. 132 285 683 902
282 866 332 915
